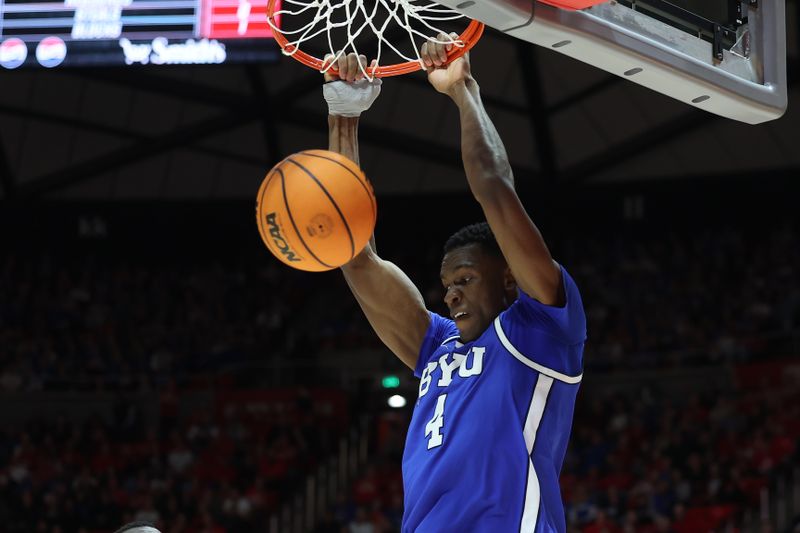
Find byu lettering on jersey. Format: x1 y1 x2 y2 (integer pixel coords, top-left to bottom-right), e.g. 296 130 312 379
402 266 586 533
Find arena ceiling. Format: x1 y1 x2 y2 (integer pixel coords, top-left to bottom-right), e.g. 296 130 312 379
0 2 798 201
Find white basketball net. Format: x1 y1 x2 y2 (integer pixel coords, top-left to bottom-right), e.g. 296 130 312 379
267 0 467 79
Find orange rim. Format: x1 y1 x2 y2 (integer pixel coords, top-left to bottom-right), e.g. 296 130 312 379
266 0 485 77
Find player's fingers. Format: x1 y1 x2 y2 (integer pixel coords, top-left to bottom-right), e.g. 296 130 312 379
355 54 368 80
337 53 349 81
322 53 339 81
368 58 380 77
339 54 350 81
344 52 357 81
428 36 441 66
420 41 432 67
446 32 459 53
435 32 448 65
346 53 359 82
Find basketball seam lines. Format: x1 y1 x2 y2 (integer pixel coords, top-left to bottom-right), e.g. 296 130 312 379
299 151 376 225
279 168 334 268
285 157 355 260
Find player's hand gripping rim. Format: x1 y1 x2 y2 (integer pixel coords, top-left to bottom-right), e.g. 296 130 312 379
420 32 473 97
322 52 379 83
321 52 382 118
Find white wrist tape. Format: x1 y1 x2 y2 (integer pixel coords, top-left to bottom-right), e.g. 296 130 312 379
323 79 382 117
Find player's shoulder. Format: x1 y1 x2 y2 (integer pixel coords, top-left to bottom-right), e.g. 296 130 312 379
500 265 586 344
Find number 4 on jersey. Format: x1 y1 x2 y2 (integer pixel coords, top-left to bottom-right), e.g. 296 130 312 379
425 394 447 449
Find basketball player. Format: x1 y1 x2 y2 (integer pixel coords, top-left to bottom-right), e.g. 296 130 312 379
113 522 161 533
323 34 586 532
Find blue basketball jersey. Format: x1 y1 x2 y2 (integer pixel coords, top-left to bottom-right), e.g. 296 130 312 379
402 266 586 533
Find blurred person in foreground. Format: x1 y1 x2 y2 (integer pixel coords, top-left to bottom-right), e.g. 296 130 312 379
113 521 161 533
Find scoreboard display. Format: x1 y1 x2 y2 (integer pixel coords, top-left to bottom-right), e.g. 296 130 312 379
0 0 280 69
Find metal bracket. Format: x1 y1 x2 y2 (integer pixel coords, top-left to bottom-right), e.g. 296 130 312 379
713 24 724 60
729 0 743 25
623 0 740 62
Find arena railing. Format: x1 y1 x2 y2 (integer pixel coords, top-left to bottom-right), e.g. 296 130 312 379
742 465 800 532
267 415 370 533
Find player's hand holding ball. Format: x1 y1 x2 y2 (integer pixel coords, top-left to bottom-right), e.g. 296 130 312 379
255 52 378 272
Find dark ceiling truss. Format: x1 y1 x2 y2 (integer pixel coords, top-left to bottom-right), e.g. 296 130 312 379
284 106 540 180
547 75 625 115
6 63 706 197
15 67 323 198
562 57 800 185
0 102 267 167
516 42 557 180
3 25 626 198
396 74 530 115
3 22 796 198
14 70 541 198
558 109 716 184
18 111 251 197
71 67 271 113
245 65 283 167
13 60 547 198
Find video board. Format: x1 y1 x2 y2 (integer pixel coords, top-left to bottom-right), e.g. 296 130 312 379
0 0 280 69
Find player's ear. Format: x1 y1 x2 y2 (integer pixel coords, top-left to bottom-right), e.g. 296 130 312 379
502 267 517 307
503 267 517 292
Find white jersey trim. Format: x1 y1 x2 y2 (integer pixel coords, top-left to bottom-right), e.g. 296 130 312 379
519 374 553 532
440 335 461 346
494 317 583 384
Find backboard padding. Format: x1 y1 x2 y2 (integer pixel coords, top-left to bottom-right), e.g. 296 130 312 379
435 0 787 124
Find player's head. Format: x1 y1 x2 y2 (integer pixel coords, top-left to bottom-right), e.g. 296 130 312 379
441 222 516 342
113 522 161 533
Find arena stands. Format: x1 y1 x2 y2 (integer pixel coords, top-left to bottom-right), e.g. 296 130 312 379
1 187 798 532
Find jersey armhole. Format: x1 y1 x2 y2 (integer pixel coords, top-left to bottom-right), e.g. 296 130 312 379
493 317 583 384
515 265 587 346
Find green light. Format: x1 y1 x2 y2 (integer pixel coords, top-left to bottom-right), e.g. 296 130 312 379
381 375 400 388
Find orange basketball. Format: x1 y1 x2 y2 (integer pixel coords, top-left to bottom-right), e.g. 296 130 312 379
256 149 376 272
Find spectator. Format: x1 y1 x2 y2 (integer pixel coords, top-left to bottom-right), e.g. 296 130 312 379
348 506 374 533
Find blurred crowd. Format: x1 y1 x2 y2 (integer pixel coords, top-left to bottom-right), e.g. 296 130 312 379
0 389 343 533
570 224 799 371
562 382 798 532
1 222 798 392
1 212 798 532
321 381 799 533
0 253 374 392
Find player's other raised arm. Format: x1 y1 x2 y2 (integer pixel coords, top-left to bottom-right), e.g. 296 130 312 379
324 53 430 370
421 35 564 307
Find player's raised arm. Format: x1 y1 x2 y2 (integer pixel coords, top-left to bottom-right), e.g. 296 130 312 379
421 35 564 307
324 53 430 370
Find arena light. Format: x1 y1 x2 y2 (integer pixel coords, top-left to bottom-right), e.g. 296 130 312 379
387 395 407 409
381 375 400 389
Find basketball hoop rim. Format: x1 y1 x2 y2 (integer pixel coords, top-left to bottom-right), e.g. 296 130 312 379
266 0 485 77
